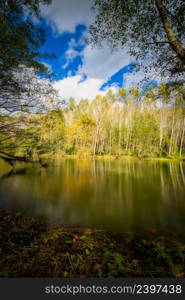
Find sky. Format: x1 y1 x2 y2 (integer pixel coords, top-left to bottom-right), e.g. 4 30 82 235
38 0 153 102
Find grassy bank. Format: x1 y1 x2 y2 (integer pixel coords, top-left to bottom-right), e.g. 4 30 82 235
0 209 184 278
39 153 185 162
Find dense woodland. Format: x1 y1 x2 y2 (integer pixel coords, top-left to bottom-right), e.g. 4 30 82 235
0 83 184 160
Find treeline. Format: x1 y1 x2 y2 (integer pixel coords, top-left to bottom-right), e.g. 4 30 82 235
0 83 185 159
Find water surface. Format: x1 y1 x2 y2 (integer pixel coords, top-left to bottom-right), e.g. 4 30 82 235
0 159 185 235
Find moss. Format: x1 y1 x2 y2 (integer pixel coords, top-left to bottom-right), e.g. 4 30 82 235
0 158 12 177
0 209 184 277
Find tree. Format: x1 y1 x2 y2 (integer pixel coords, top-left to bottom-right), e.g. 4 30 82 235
66 113 96 156
0 0 59 163
1 85 184 160
40 110 65 154
91 95 110 155
67 97 76 111
116 88 126 154
0 0 53 110
0 66 59 113
89 0 185 79
132 113 159 156
5 109 66 159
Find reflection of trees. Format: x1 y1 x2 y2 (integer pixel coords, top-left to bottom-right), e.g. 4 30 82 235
0 160 185 233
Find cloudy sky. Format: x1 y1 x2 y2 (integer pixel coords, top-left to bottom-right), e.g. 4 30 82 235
38 0 148 101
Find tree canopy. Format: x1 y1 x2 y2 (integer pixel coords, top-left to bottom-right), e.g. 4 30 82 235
89 0 185 80
0 0 53 111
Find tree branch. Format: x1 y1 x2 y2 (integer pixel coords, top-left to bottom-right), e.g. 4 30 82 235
155 0 185 65
146 41 170 45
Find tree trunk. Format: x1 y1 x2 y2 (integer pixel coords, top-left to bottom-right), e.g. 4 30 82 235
179 118 185 156
118 106 122 156
169 104 175 155
155 0 185 64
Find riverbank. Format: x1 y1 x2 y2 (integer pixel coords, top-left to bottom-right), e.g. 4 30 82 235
0 209 184 277
0 153 184 171
38 153 185 162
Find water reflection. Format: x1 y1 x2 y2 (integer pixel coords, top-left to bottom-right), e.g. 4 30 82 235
0 159 185 234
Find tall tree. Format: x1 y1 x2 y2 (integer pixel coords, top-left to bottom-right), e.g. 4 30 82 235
89 0 185 79
0 0 53 111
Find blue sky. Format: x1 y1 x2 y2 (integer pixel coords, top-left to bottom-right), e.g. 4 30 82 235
39 22 86 80
38 0 154 101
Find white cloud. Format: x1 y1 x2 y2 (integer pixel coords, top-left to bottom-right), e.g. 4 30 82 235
123 70 146 90
62 48 82 69
54 37 132 101
68 37 85 49
52 41 133 101
41 0 155 100
53 75 117 102
53 75 103 101
61 39 131 82
79 44 131 82
62 37 84 69
41 0 93 34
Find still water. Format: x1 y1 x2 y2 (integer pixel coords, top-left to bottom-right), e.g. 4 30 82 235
0 159 185 234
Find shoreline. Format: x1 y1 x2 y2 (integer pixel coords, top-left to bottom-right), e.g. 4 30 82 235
0 209 184 278
39 153 185 162
0 154 184 174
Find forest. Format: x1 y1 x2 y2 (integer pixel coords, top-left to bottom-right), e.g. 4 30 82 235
0 0 185 279
1 83 185 161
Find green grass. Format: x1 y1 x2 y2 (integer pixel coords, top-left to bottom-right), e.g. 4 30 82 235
41 153 185 161
0 209 184 277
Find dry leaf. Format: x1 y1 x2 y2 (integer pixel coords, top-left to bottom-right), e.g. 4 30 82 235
131 259 139 266
84 228 92 235
175 272 184 278
94 264 102 270
147 227 157 233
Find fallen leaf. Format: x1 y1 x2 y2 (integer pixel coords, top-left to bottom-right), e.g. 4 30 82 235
84 228 92 235
79 274 86 278
131 259 139 266
73 235 80 241
94 264 102 271
85 249 90 255
175 272 184 278
147 227 157 233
